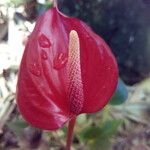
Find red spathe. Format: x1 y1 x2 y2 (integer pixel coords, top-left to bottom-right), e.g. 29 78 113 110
16 7 118 130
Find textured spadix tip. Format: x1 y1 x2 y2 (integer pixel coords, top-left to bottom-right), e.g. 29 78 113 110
69 30 79 49
69 30 78 39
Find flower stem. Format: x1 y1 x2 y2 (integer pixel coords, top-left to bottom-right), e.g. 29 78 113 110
66 117 76 150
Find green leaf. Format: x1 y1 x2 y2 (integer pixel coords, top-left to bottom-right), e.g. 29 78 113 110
7 119 28 136
100 119 123 137
79 119 123 150
89 138 111 150
79 126 102 141
109 78 128 105
79 119 123 141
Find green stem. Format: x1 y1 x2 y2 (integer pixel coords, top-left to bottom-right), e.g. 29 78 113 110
66 117 76 150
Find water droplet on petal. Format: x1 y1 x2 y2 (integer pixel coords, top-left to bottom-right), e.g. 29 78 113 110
107 67 111 70
29 63 41 76
38 34 51 48
41 50 48 60
53 53 68 70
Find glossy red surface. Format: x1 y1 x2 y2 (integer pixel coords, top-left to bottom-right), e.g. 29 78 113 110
16 7 118 130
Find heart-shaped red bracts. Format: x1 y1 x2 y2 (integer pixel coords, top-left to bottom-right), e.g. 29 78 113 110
16 6 118 130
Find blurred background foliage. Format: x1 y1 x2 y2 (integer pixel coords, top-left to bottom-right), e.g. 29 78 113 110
0 0 150 150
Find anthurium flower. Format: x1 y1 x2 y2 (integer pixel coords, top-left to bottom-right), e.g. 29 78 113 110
16 1 118 145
